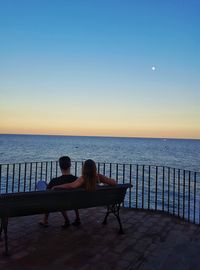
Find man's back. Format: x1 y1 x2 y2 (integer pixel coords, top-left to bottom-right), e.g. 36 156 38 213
47 175 77 189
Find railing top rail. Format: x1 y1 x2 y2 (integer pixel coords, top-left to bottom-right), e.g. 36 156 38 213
0 160 199 174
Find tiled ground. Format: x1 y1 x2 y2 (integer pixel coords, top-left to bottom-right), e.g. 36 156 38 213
0 208 200 270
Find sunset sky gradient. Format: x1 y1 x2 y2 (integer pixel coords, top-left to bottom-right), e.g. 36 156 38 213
0 0 200 139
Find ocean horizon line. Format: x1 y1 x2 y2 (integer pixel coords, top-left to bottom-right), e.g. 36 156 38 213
0 133 199 141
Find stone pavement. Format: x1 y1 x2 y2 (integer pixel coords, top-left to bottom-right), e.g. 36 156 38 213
0 208 200 270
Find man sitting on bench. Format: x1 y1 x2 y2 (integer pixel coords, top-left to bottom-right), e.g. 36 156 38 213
39 156 81 228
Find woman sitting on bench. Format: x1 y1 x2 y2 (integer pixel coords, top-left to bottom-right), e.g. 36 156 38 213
52 159 116 191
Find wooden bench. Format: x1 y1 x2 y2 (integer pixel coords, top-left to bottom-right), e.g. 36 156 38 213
0 183 131 255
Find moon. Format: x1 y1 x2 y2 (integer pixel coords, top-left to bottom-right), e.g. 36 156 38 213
151 66 156 71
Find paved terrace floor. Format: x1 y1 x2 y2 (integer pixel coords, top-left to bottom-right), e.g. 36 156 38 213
0 208 200 270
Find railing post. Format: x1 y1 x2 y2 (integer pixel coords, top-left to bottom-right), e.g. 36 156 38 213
45 162 48 183
173 168 175 215
155 166 158 210
178 169 180 217
29 163 32 192
148 165 151 210
162 167 165 211
103 163 105 176
50 161 53 180
168 167 170 213
129 164 132 208
136 165 138 209
0 164 1 193
142 165 145 209
56 161 58 177
24 163 27 192
6 165 9 193
116 164 119 183
18 163 21 192
40 162 43 181
35 162 38 190
193 172 196 223
188 171 191 222
12 164 15 193
183 170 186 219
75 161 77 177
123 164 125 184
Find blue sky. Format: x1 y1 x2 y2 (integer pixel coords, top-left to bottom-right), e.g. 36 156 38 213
0 0 200 138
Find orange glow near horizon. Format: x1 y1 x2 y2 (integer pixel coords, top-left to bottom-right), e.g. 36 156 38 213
1 105 200 139
0 126 200 139
1 106 200 139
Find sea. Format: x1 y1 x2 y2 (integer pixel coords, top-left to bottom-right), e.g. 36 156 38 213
0 134 200 172
1 134 200 223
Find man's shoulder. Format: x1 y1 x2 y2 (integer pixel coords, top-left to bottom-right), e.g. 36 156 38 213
64 174 78 180
50 175 62 182
51 175 77 181
47 174 77 189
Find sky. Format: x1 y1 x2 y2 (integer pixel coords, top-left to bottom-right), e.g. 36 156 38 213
0 0 200 139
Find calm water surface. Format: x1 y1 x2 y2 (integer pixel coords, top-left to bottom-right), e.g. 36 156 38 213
0 134 200 172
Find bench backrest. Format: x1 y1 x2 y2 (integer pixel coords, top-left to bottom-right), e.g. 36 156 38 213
0 184 130 218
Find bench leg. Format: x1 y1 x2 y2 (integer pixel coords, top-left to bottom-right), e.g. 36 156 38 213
102 204 124 234
102 207 109 225
1 217 9 256
115 213 124 234
0 218 3 240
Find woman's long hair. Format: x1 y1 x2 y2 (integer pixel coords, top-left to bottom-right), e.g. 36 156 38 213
82 159 97 191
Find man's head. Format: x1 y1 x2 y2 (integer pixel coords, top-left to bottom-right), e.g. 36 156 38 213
59 156 71 171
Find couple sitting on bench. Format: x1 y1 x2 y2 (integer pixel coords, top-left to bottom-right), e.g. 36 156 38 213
39 156 117 228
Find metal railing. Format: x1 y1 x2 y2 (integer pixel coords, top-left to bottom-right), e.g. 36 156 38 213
0 161 200 224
